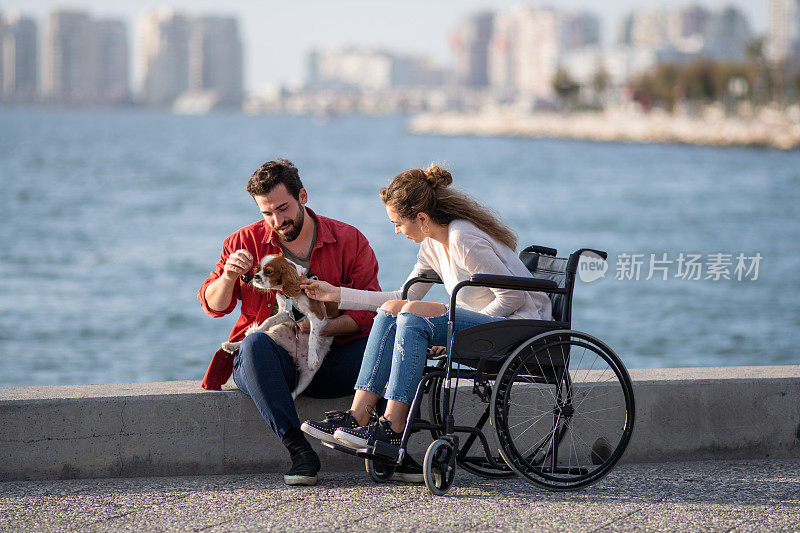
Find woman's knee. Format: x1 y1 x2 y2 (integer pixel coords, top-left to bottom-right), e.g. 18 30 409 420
400 301 446 317
379 299 406 315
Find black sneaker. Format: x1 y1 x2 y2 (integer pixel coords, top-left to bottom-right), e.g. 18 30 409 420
333 417 402 450
284 449 321 486
391 455 423 483
301 410 360 445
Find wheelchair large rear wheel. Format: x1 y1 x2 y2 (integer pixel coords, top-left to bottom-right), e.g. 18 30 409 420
491 330 635 491
428 374 515 479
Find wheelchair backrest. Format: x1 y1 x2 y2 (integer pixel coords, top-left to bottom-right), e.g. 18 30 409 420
519 246 571 323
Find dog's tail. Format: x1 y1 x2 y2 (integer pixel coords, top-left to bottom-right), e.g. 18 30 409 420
221 341 240 354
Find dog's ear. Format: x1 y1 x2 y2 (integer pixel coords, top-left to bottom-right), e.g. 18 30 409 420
279 259 301 297
324 301 339 319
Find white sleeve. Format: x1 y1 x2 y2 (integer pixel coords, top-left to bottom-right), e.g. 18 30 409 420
338 254 436 311
404 248 437 302
338 287 403 310
460 238 526 317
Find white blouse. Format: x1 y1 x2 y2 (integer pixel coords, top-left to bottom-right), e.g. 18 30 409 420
339 220 553 320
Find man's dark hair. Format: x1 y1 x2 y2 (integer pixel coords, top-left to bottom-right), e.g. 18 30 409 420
246 159 304 199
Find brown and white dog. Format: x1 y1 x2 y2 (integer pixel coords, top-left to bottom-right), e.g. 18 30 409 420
221 254 339 398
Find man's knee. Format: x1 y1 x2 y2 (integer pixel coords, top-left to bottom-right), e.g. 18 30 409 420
239 332 279 361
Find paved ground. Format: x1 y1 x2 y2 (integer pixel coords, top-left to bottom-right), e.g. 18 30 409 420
1 459 799 532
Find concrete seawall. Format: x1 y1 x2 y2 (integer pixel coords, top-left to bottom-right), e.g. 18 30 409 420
2 366 798 481
407 110 800 150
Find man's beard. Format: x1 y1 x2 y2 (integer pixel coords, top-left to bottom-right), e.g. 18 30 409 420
274 208 305 242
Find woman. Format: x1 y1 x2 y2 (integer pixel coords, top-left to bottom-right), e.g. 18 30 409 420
300 164 552 479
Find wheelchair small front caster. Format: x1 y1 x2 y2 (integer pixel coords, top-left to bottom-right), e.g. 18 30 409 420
365 458 396 483
423 439 456 495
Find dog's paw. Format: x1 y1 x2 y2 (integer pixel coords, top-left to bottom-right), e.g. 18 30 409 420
221 341 240 354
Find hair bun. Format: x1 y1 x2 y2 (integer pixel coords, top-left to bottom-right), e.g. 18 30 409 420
424 164 453 190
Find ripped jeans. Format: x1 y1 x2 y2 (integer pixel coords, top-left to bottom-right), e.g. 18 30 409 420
354 306 504 405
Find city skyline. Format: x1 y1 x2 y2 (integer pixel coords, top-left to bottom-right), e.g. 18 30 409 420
1 0 769 91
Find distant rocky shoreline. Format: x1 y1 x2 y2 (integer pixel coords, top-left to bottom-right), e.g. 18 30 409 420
408 109 800 150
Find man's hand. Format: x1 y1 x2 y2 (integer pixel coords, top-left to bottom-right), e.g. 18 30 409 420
223 249 254 280
205 249 253 312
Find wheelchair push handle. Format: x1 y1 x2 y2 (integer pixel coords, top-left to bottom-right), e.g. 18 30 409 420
521 244 558 256
566 248 608 274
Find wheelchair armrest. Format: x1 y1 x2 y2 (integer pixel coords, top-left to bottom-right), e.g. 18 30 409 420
469 274 559 292
416 270 443 282
401 270 443 299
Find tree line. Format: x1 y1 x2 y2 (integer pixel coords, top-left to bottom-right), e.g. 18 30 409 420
554 38 800 113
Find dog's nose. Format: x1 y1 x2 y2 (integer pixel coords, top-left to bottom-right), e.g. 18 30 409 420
241 274 252 284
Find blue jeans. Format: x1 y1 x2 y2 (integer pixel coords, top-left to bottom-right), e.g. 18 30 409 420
354 307 504 405
232 332 367 440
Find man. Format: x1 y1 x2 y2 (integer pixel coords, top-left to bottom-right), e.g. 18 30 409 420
198 159 380 486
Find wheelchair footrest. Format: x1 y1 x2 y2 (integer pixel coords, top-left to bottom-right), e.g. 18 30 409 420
320 440 362 457
321 438 401 463
371 439 401 460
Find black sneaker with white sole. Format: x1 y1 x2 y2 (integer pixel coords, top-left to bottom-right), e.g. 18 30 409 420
301 410 360 445
284 449 321 486
334 417 403 450
392 455 424 483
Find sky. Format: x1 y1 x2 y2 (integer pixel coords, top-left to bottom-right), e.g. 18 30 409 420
2 1 769 92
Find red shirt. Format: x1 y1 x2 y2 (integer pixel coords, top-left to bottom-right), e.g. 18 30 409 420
198 208 380 390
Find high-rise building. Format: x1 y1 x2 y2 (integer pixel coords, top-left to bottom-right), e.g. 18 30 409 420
767 0 800 64
618 5 751 62
704 7 751 61
1 13 38 103
43 10 129 105
488 12 516 93
486 7 601 100
43 10 94 104
139 8 190 106
629 10 671 51
140 10 243 108
188 16 243 106
668 5 710 54
451 11 494 88
679 5 711 39
512 7 560 99
95 19 129 103
561 12 600 50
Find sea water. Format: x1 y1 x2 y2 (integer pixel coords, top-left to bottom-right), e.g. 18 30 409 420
1 109 798 386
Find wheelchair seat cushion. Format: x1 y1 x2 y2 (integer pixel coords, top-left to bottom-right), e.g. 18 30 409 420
451 319 570 362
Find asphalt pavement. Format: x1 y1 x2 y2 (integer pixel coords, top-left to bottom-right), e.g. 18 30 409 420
1 459 799 532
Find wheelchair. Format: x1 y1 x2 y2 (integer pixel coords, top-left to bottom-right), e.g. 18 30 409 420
322 245 635 495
